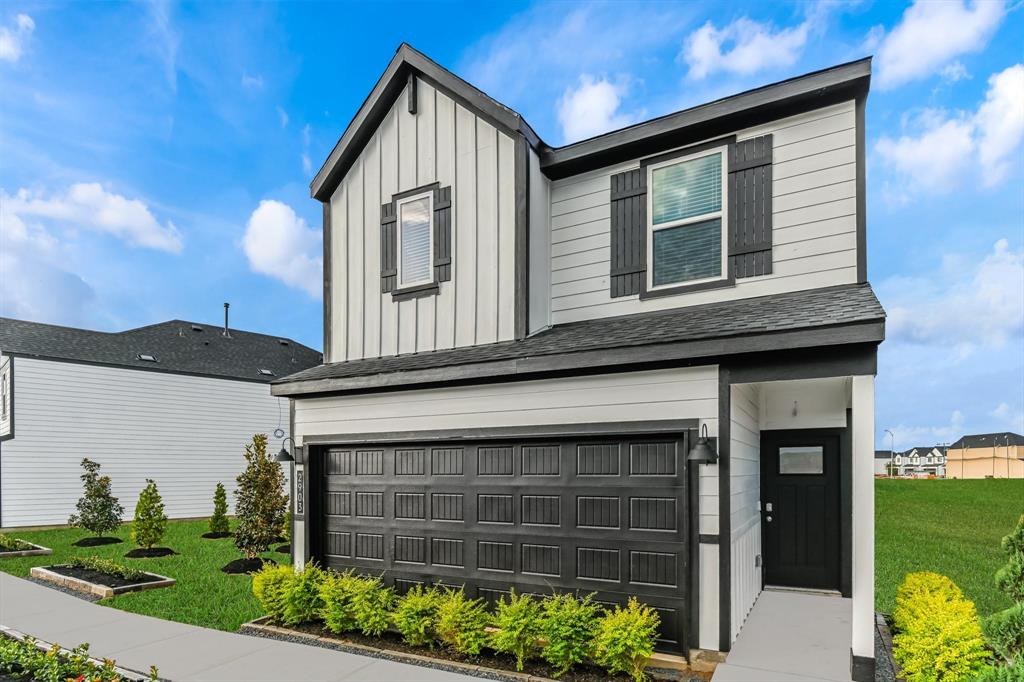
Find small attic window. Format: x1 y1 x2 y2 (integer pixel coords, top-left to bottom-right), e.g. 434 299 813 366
278 339 289 346
137 353 157 362
191 324 203 332
257 368 275 376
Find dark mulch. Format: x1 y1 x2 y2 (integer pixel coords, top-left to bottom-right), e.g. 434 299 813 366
201 531 233 539
72 536 123 547
221 557 276 574
47 564 161 589
124 547 177 558
275 544 291 554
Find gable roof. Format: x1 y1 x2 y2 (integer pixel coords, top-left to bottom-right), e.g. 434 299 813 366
273 282 884 396
902 447 943 457
311 43 872 199
949 432 1024 449
875 450 893 459
0 317 322 383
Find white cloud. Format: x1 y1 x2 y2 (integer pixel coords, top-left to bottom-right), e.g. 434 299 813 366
556 75 639 144
301 153 312 176
0 13 34 62
301 123 311 146
681 17 811 80
145 1 179 92
242 200 321 298
992 403 1024 433
241 72 264 90
881 239 1024 355
886 410 965 450
2 183 183 252
874 0 1004 89
940 61 970 83
276 106 289 128
876 64 1024 195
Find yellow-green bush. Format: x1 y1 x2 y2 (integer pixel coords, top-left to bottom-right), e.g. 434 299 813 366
592 597 660 682
892 572 990 682
252 563 295 623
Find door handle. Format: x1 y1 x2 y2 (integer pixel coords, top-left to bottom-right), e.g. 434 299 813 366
766 515 773 523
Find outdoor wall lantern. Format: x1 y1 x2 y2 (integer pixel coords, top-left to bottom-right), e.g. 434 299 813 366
275 436 296 463
687 424 719 465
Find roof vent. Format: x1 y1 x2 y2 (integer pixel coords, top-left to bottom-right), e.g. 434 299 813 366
278 339 289 346
191 324 203 332
257 368 275 376
137 353 157 362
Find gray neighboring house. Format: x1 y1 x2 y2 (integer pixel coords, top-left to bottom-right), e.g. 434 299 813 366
0 315 321 528
272 44 884 678
874 449 894 475
893 446 946 477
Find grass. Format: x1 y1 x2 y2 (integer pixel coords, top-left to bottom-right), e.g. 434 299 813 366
876 478 1023 617
0 518 288 631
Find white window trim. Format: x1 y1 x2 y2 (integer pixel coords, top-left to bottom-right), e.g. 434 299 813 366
645 145 729 292
396 189 435 289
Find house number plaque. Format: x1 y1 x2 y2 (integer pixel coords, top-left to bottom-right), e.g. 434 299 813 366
294 466 304 516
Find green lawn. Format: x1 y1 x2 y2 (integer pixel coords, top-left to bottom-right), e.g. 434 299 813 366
0 519 288 631
876 478 1023 617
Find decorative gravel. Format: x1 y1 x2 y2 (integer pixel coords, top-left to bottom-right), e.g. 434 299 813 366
874 614 896 682
27 576 102 602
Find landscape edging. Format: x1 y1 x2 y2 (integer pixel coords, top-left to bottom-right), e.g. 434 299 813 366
29 566 175 599
0 542 53 558
0 624 164 682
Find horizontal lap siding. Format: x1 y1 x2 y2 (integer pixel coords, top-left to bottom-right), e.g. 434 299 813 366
329 79 516 362
1 358 288 527
730 383 762 643
548 100 858 325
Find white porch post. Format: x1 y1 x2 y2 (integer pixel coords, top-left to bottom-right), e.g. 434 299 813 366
851 375 875 663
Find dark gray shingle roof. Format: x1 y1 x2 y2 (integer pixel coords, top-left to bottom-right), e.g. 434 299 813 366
949 433 1024 449
276 283 884 386
0 317 322 382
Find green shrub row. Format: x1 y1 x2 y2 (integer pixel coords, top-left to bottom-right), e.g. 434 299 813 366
253 563 660 680
66 555 146 581
0 635 157 682
0 533 31 552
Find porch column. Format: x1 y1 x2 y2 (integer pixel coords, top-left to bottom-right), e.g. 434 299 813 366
851 375 875 674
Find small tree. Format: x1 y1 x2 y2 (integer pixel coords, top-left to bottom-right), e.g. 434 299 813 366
131 479 167 549
209 483 230 535
985 514 1024 663
234 434 288 559
68 458 124 537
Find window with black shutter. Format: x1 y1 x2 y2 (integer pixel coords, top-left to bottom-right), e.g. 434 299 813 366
380 183 452 300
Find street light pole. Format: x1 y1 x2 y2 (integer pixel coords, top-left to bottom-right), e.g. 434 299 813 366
885 429 896 478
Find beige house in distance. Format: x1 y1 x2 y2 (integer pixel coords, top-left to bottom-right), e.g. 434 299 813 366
945 432 1024 479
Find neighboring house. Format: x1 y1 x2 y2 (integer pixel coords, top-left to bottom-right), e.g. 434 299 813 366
272 45 883 679
874 449 894 476
0 314 321 527
945 432 1024 479
893 446 945 478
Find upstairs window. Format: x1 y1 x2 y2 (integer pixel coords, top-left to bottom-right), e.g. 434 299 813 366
397 191 433 288
647 147 727 289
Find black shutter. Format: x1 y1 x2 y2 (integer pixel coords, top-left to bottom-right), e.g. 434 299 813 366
381 200 397 293
609 168 646 297
433 185 452 282
728 135 773 278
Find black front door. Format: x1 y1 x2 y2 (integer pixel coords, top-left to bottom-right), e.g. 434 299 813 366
761 431 841 590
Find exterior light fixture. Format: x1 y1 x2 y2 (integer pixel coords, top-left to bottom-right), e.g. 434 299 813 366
687 424 719 465
276 436 296 463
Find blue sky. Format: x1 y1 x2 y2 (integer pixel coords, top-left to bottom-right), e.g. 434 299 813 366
1 1 1021 448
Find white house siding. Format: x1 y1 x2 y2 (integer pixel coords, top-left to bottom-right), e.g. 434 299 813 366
547 100 859 324
0 355 10 438
0 357 289 528
730 383 762 643
528 148 552 334
328 78 517 363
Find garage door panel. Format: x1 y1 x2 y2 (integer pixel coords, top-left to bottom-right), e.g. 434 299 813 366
316 435 689 651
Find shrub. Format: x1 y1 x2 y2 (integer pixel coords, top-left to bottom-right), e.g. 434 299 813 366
0 533 31 552
282 562 327 625
394 584 443 647
891 572 990 682
209 483 230 535
986 603 1024 666
283 509 292 544
319 570 360 633
131 479 167 549
252 563 295 623
349 575 394 637
975 660 1024 682
995 514 1024 603
68 458 124 537
592 597 660 681
436 587 491 656
65 555 145 581
539 592 601 678
0 636 158 682
234 434 289 559
490 590 543 671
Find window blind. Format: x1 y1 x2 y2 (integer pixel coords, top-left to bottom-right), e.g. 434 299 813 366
399 196 432 286
651 154 721 226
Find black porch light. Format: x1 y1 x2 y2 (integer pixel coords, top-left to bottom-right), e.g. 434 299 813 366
687 424 718 465
276 436 296 463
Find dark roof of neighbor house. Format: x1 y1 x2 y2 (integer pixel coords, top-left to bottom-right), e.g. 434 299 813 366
949 432 1024 449
902 447 943 457
311 43 871 199
274 282 884 394
0 317 322 383
875 450 893 459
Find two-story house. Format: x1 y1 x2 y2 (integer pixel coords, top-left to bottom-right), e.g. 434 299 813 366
892 446 946 477
272 44 883 680
946 432 1024 479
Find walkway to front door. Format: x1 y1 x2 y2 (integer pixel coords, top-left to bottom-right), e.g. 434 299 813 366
712 589 853 681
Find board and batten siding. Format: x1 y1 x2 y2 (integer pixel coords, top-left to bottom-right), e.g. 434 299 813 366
0 357 289 528
730 382 762 643
328 78 517 363
0 355 11 438
547 100 859 324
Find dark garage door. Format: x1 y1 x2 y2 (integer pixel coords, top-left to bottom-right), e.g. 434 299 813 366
310 433 690 652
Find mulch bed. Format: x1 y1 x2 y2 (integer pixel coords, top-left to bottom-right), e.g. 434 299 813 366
47 564 162 589
27 576 102 602
124 547 177 558
221 557 276 574
201 531 233 539
275 544 291 554
72 536 122 547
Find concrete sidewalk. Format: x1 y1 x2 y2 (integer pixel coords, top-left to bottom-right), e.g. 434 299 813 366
0 572 471 681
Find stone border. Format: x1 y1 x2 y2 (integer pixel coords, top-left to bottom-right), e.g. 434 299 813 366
30 566 175 599
0 542 53 558
240 617 701 682
0 625 163 682
875 613 902 682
